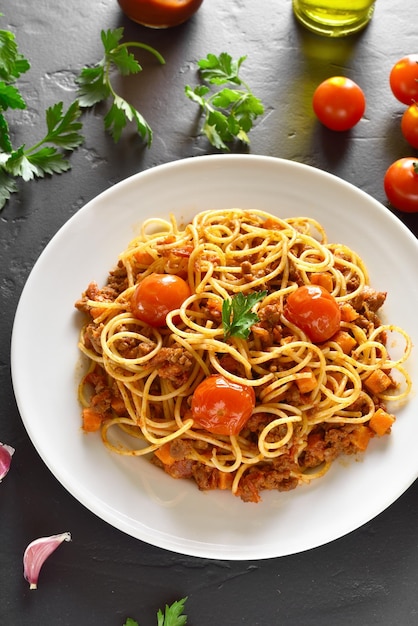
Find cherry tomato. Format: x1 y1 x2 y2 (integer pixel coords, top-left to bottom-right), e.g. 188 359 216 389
191 375 255 436
312 77 366 132
284 285 341 343
389 55 418 105
131 273 191 327
384 157 418 213
401 103 418 149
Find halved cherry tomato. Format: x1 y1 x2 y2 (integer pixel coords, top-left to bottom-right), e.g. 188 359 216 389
384 157 418 213
401 103 418 149
284 285 341 343
131 273 191 327
389 55 418 105
312 77 366 132
191 375 255 436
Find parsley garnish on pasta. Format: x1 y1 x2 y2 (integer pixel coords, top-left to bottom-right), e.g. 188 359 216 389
222 291 267 339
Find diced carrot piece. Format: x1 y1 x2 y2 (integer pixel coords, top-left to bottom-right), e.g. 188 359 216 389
369 408 396 436
154 442 176 466
110 397 126 415
206 299 223 315
307 432 323 447
351 425 373 451
263 217 282 230
134 249 154 265
340 302 359 322
160 235 176 245
90 306 105 319
82 407 103 433
218 471 234 490
295 367 318 393
364 369 393 394
310 272 333 293
332 330 357 354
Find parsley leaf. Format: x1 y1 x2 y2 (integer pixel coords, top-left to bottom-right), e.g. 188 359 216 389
76 27 165 146
123 597 188 626
42 100 84 150
0 27 30 82
1 100 83 182
185 52 264 150
198 52 246 85
0 82 26 111
0 18 84 210
0 166 17 208
222 291 267 340
0 111 12 152
157 597 188 626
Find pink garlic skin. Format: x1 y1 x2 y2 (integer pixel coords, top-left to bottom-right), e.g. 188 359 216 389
0 442 15 482
23 532 72 589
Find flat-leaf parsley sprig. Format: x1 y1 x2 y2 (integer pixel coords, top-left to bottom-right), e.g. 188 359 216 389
222 291 267 340
124 596 188 626
0 17 84 211
76 27 165 146
185 52 264 150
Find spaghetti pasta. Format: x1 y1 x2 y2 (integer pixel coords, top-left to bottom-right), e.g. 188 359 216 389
75 209 412 502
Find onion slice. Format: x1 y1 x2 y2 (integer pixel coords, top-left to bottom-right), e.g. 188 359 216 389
0 442 15 481
23 532 72 589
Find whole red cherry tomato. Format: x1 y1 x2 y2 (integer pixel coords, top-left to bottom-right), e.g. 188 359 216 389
191 375 255 436
131 273 191 327
312 77 366 132
389 55 418 105
401 103 418 149
384 157 418 213
284 285 341 343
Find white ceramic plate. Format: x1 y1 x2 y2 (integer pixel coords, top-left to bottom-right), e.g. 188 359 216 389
11 155 418 560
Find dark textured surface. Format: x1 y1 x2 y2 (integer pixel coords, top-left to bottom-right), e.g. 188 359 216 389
1 1 418 624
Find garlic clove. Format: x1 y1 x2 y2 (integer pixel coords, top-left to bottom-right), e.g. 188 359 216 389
0 442 15 482
23 532 72 589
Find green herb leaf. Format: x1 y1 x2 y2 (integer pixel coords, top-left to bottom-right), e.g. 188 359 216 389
108 44 142 76
101 27 124 54
157 597 188 626
222 291 267 340
197 52 246 85
42 100 84 150
104 95 153 145
185 52 264 150
0 100 83 208
123 597 188 626
76 27 164 146
76 65 110 107
0 81 26 110
25 147 72 176
0 28 30 82
3 146 71 180
0 167 17 208
3 146 40 180
0 112 11 151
